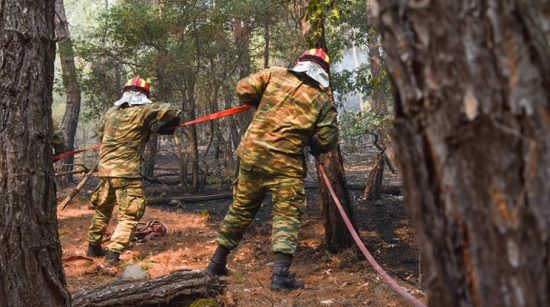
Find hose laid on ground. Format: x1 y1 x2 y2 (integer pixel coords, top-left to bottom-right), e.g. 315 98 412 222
318 162 426 307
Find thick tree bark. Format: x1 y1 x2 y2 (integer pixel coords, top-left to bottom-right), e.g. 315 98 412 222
373 1 550 306
316 148 356 252
0 1 71 306
55 0 81 184
297 0 356 252
72 270 222 307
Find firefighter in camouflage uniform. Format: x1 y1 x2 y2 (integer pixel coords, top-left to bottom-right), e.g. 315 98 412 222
86 77 181 264
206 49 339 290
52 120 67 157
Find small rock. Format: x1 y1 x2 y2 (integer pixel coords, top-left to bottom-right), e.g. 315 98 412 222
120 264 150 280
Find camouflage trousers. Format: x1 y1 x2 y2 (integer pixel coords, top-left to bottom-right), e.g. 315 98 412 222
87 177 146 253
217 166 306 255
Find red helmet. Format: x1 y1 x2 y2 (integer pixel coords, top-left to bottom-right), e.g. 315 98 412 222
297 48 331 72
123 76 151 97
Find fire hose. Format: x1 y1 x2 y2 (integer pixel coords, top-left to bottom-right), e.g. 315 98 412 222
318 161 425 307
56 104 425 305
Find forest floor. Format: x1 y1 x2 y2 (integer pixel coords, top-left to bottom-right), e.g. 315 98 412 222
57 151 426 306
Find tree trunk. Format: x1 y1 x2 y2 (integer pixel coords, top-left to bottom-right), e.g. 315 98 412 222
186 88 200 193
232 18 254 138
55 0 81 184
298 0 356 252
373 1 550 306
363 5 392 192
0 1 71 306
263 18 270 68
364 151 384 200
72 270 222 307
143 134 158 178
144 69 169 178
316 148 356 252
225 88 241 151
174 131 188 193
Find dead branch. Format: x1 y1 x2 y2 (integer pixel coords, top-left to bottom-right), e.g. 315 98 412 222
57 161 98 211
303 181 401 195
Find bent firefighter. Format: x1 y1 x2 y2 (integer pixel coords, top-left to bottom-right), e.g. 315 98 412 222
206 49 339 291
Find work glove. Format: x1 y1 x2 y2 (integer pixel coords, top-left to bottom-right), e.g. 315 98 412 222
243 99 260 107
157 116 181 135
308 135 323 157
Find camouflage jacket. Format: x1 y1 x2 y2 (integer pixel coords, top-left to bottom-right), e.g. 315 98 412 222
52 120 67 154
236 67 339 178
98 102 180 178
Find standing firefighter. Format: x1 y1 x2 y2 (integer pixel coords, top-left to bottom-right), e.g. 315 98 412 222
86 77 181 264
206 49 339 290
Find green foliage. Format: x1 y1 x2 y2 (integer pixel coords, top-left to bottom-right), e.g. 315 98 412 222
332 62 392 102
189 298 217 307
60 0 394 159
339 110 392 151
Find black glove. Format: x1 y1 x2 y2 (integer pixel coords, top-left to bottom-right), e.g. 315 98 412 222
157 116 181 135
309 136 323 157
243 99 260 107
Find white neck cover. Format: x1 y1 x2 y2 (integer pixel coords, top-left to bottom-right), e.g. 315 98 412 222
114 91 152 106
290 61 330 88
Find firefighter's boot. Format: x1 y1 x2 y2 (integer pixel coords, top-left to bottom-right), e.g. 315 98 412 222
105 250 121 265
271 253 304 291
206 245 230 276
86 243 106 258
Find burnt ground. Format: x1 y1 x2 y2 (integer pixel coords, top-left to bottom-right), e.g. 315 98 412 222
57 150 425 306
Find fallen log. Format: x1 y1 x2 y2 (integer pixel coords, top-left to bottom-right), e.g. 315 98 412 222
147 192 233 206
146 184 401 207
72 269 223 307
304 182 402 195
57 161 98 211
